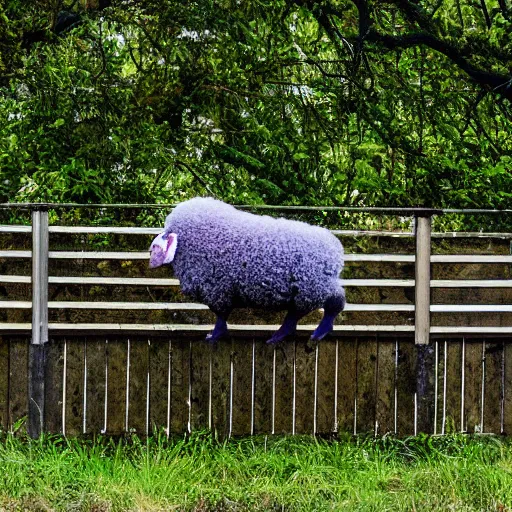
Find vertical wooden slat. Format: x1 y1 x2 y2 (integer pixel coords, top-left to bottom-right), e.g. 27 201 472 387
253 341 273 434
9 337 28 431
0 336 9 430
105 339 128 435
231 339 253 436
128 338 150 435
316 339 337 435
44 338 65 434
375 339 396 435
64 338 85 436
190 339 211 432
464 340 484 433
85 338 106 435
356 337 378 434
444 340 463 433
435 341 445 435
337 339 357 434
415 343 435 434
294 339 316 435
483 340 503 434
210 339 231 437
272 341 294 434
149 338 170 434
396 339 416 436
503 342 512 435
169 339 189 434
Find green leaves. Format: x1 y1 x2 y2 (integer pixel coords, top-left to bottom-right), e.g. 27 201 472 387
0 0 510 209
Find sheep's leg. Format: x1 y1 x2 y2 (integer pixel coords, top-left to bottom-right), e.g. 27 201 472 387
311 291 346 341
266 309 310 345
206 310 230 344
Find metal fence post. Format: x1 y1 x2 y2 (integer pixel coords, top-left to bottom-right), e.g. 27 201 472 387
29 208 49 438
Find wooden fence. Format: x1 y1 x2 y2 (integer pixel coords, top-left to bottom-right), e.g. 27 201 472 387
1 204 512 437
1 335 512 437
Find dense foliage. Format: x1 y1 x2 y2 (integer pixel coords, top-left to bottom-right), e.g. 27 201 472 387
0 0 511 207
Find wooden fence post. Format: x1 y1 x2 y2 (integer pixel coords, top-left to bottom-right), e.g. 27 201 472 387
29 208 49 438
415 214 431 346
414 210 440 433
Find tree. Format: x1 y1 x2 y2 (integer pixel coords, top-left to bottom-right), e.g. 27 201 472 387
0 0 510 208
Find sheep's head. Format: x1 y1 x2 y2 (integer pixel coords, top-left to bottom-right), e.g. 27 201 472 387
149 231 178 268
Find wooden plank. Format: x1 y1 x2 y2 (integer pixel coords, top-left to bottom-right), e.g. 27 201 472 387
9 323 512 336
375 339 396 435
0 336 8 430
44 339 65 434
48 277 179 286
316 339 337 435
253 341 274 434
13 251 510 264
415 342 435 434
444 341 463 433
169 339 190 434
272 341 294 434
464 341 484 433
105 339 128 435
189 339 211 432
10 301 512 314
503 343 512 436
0 301 417 312
231 339 253 436
49 226 161 234
396 340 416 436
85 338 106 435
9 337 28 431
127 338 150 435
149 338 170 434
210 339 231 438
483 340 503 434
64 338 85 436
337 339 357 434
294 339 316 435
435 341 445 435
0 323 417 333
355 338 378 434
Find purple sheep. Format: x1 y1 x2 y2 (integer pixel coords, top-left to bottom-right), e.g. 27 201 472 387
149 197 345 344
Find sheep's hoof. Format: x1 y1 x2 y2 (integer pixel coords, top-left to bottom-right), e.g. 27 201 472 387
311 322 334 342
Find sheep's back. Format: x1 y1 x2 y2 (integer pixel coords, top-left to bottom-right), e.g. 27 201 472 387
166 198 343 310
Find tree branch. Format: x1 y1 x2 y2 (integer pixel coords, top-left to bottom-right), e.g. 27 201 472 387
366 29 512 101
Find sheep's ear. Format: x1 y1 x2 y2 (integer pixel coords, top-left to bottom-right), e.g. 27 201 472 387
149 232 178 268
163 233 178 264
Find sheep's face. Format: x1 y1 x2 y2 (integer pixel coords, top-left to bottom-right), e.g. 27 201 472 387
149 232 178 268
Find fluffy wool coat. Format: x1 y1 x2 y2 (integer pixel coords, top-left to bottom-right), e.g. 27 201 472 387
150 197 345 342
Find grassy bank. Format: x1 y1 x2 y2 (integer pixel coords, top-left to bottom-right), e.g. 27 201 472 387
0 432 511 511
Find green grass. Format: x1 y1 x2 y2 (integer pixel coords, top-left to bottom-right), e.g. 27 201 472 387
0 432 512 511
